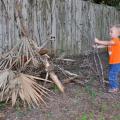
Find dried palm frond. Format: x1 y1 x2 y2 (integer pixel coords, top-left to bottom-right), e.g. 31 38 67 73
0 69 16 101
0 36 43 71
14 37 41 68
0 70 51 107
0 41 21 70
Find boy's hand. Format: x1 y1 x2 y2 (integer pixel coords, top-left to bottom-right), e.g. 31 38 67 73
94 38 100 44
92 44 97 48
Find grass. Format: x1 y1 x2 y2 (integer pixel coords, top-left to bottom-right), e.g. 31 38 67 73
51 84 60 92
111 115 120 120
89 112 94 120
81 113 87 120
45 111 54 120
15 103 25 118
0 101 6 110
85 85 97 98
112 103 120 110
99 113 105 120
76 112 105 120
15 102 33 118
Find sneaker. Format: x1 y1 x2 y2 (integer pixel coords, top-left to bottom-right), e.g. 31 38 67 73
108 88 119 93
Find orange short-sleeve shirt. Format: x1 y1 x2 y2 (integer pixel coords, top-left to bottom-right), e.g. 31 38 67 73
108 38 120 64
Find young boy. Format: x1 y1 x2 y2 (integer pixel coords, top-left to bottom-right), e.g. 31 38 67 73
94 25 120 93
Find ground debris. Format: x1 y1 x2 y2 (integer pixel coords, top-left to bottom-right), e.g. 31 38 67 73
0 113 5 120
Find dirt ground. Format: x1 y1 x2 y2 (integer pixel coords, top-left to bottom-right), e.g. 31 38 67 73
1 52 120 120
2 84 120 120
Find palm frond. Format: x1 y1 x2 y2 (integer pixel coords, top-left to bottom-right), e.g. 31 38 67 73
0 70 50 107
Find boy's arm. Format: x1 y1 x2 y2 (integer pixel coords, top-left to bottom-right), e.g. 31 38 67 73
95 38 115 46
93 45 107 49
96 45 107 48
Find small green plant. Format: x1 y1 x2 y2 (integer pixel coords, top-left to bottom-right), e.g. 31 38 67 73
99 113 105 120
46 111 53 119
85 85 96 98
81 113 87 120
112 103 120 110
15 104 23 118
101 102 108 112
89 112 94 120
0 101 6 110
51 84 59 92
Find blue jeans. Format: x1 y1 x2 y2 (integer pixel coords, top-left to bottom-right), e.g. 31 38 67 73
108 64 120 89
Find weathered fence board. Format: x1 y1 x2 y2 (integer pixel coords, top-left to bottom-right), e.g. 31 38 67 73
0 0 120 55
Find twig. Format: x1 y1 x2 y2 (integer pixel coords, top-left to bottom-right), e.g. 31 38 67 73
93 44 105 91
56 58 76 62
55 65 79 77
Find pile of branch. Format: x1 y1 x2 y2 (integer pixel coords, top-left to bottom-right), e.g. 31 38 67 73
0 0 65 107
0 0 88 107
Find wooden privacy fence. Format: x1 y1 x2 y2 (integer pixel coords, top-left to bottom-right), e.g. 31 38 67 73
0 0 120 55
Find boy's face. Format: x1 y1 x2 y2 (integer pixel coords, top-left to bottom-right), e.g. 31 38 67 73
109 27 120 38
